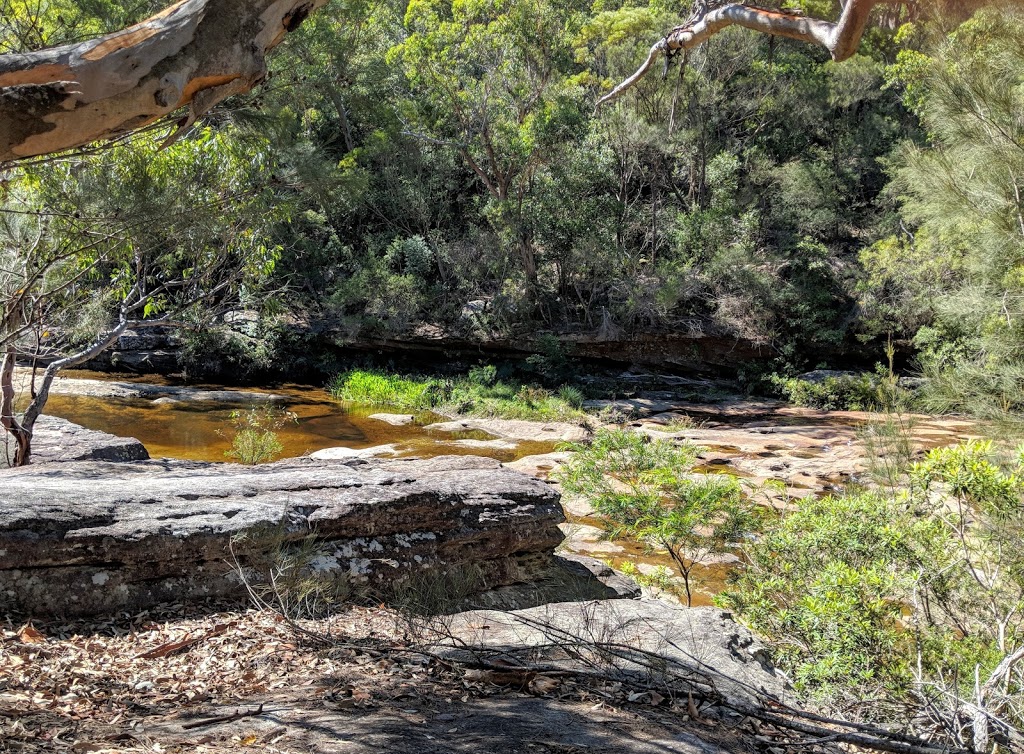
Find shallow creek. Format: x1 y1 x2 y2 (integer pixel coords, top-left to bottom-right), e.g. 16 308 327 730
38 371 980 606
42 371 557 463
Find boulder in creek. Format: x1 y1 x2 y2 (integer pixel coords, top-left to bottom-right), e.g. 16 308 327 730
0 455 566 617
368 413 417 426
19 415 149 466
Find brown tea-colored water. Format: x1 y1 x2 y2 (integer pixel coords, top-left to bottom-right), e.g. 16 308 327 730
43 378 556 463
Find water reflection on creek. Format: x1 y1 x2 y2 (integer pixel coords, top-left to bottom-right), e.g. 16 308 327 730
43 384 557 464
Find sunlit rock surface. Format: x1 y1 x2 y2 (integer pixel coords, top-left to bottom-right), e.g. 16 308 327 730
0 455 565 617
439 600 792 705
22 415 150 465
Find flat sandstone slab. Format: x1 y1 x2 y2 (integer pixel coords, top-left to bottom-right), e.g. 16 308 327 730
0 455 564 617
425 418 588 442
25 415 150 465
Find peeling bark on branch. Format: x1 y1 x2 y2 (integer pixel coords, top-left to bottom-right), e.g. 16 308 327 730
0 0 328 163
596 0 899 108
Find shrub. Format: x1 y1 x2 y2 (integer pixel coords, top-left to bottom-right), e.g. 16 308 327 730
224 406 295 464
770 371 880 411
468 363 498 387
556 428 756 606
721 441 1024 743
718 492 931 696
525 334 571 383
384 235 434 277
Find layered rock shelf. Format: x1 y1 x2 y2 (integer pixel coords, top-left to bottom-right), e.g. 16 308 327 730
28 415 150 465
0 455 565 617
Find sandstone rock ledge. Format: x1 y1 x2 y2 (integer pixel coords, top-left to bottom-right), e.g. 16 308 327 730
28 415 150 465
0 455 565 617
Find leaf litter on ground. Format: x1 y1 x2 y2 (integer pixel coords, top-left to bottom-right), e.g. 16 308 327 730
1 601 767 754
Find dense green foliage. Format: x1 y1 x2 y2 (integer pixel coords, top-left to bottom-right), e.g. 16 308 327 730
557 428 756 605
864 7 1024 418
770 371 883 411
721 440 1024 742
6 0 1024 402
330 366 589 420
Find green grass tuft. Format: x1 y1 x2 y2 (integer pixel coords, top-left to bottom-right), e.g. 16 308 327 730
329 368 589 422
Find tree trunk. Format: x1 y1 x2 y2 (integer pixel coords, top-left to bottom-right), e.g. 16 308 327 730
0 317 133 466
1 346 32 466
0 0 329 162
518 236 539 289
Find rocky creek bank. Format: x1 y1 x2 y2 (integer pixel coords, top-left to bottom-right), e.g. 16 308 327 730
0 406 824 754
0 454 579 617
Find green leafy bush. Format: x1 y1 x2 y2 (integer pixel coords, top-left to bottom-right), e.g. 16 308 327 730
525 334 572 384
721 440 1024 745
719 492 932 695
770 372 881 411
468 363 498 387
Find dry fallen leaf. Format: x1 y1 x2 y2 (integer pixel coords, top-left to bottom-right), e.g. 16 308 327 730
17 623 46 644
135 635 194 659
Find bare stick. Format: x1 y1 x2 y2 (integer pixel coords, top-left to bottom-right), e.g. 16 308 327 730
181 702 266 731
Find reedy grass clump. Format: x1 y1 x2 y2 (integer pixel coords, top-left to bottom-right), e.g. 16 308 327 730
329 370 441 410
329 367 589 422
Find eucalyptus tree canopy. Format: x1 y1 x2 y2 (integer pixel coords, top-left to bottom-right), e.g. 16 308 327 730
0 0 927 162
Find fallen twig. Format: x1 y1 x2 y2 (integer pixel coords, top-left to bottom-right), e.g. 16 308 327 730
134 622 235 659
181 702 266 730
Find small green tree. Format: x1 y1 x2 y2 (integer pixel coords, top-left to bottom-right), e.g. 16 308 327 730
557 428 756 606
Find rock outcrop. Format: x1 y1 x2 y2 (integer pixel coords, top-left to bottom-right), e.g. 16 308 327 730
27 415 150 465
11 367 289 404
440 600 791 705
0 455 565 617
425 418 589 443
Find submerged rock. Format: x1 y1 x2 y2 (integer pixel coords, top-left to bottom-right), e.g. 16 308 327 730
0 455 565 617
368 413 417 426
